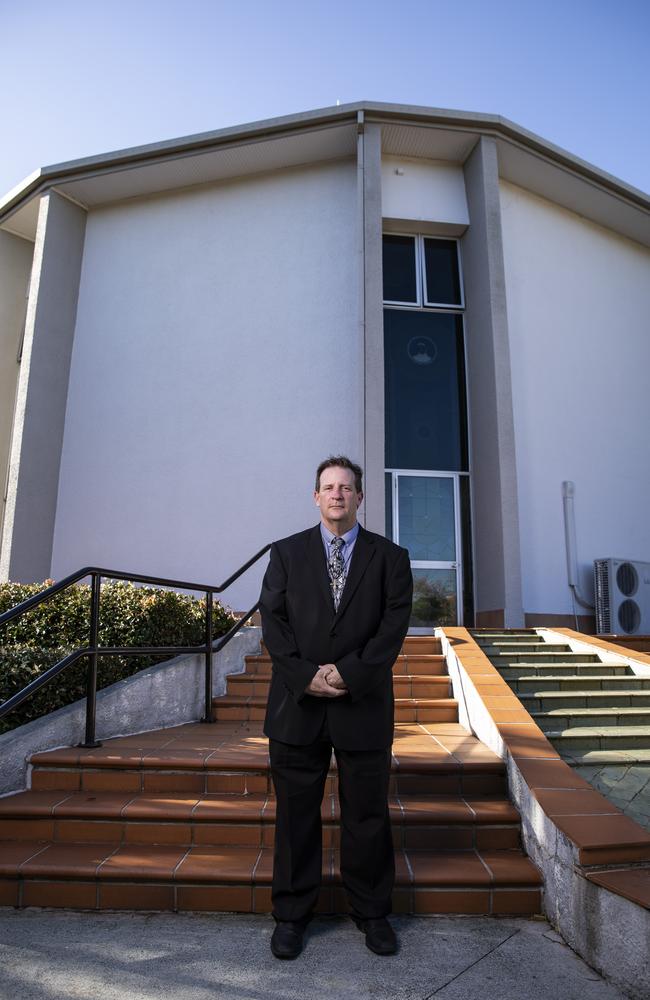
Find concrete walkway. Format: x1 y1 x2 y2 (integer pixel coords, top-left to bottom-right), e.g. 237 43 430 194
0 911 634 1000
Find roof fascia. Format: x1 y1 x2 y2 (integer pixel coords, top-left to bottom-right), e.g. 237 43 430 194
1 100 648 225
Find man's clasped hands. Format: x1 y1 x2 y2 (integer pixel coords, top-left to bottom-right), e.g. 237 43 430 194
306 663 349 698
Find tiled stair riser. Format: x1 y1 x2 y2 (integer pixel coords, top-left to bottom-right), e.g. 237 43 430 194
0 633 543 916
0 805 522 852
27 765 508 799
218 650 456 723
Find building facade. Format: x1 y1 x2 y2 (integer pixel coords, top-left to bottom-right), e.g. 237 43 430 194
0 103 649 626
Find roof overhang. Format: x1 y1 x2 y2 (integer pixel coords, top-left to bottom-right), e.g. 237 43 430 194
1 101 648 248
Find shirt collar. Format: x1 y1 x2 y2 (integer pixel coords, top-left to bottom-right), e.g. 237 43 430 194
320 521 360 547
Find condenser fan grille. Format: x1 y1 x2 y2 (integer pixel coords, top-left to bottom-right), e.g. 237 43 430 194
616 562 638 596
618 599 641 634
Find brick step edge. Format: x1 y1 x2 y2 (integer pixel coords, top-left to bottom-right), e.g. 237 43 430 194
0 824 523 853
0 879 543 916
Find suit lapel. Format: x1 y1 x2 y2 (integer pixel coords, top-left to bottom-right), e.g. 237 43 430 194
333 526 376 621
306 524 336 612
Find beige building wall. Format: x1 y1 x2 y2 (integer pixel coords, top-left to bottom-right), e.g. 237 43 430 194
51 159 360 610
500 180 650 622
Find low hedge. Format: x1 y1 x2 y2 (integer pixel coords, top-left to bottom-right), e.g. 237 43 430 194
0 580 236 735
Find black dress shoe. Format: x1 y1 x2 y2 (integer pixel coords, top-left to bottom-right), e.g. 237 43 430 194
270 920 305 959
352 916 398 955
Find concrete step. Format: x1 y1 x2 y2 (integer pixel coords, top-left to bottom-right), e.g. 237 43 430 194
562 749 650 766
499 664 633 681
489 652 611 665
471 631 539 639
509 675 650 694
477 643 574 654
519 690 650 710
532 707 650 731
544 726 650 751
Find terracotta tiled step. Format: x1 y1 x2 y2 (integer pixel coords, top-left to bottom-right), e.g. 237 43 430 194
226 675 452 698
0 843 541 915
520 690 650 710
403 636 443 655
241 653 448 677
258 636 443 657
394 700 458 723
1 722 541 914
212 695 459 724
28 724 509 798
0 791 522 852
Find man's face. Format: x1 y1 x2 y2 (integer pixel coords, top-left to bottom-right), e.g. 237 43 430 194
314 465 363 533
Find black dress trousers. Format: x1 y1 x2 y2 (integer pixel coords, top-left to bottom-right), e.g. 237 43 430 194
269 719 394 923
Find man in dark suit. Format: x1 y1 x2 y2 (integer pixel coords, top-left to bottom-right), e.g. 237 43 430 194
259 456 413 959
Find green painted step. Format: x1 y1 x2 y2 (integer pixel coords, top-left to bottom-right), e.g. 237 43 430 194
561 748 650 766
488 651 606 664
511 676 650 693
533 708 650 730
520 690 650 710
544 727 650 751
476 643 574 654
499 664 632 679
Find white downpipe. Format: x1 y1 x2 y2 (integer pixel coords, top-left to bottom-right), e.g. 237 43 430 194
562 481 594 611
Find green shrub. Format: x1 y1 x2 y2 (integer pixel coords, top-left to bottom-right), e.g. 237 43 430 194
0 580 236 735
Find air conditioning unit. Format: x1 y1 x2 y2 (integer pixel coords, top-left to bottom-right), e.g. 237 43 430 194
594 558 650 634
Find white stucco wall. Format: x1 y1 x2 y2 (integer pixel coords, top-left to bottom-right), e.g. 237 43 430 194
0 230 33 549
500 180 650 616
381 156 469 226
51 160 360 610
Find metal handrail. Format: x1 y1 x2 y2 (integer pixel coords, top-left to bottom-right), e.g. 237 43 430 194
0 546 271 746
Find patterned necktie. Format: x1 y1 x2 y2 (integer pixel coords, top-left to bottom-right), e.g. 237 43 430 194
327 536 346 611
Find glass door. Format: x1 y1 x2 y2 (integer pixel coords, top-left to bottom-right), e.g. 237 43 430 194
387 470 463 627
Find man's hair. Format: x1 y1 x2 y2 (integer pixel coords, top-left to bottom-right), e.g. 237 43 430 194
315 455 363 493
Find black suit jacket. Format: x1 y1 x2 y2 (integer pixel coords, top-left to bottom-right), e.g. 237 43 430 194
259 524 413 750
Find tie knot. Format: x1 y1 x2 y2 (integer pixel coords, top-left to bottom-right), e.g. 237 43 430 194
331 536 344 552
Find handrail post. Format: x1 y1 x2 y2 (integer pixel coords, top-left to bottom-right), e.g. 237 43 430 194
81 573 102 748
202 590 215 723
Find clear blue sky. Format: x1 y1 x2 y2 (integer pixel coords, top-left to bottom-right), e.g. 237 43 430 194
1 0 649 198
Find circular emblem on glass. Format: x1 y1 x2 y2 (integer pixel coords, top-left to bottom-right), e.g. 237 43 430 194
407 336 437 366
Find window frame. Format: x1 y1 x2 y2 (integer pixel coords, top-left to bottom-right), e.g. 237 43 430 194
422 236 465 310
382 232 464 310
382 232 421 307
